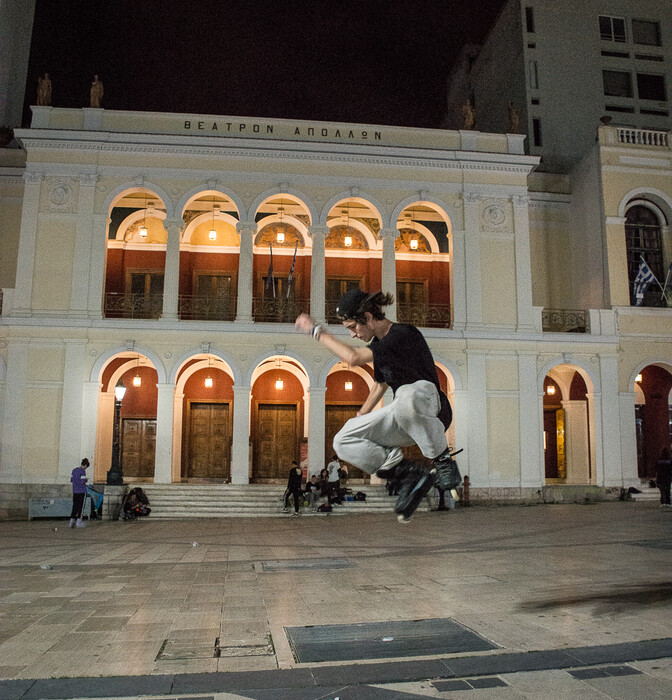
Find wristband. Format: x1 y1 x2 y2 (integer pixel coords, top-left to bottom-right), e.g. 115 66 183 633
312 323 325 340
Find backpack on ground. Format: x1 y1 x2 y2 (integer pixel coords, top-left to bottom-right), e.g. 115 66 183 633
317 502 332 513
354 491 366 502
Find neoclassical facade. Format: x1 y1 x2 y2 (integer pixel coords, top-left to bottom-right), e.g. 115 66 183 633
0 106 670 516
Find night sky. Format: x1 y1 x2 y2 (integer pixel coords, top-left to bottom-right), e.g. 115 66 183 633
24 0 505 129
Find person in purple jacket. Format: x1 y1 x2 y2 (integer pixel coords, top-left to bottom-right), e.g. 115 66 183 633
69 458 90 528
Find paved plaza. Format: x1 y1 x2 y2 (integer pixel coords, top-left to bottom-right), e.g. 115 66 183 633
0 500 671 699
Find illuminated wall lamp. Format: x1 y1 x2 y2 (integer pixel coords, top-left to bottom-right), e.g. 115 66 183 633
204 375 213 388
344 236 352 247
344 381 353 391
410 238 418 250
635 373 643 383
276 230 285 243
546 385 556 395
132 373 141 387
275 378 284 390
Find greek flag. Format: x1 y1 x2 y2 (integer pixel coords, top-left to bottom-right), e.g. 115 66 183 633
286 242 298 299
661 262 672 304
633 258 657 306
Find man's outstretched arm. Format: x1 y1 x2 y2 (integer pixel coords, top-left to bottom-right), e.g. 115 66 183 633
295 313 373 367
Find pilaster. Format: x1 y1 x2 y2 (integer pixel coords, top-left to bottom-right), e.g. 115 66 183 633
512 194 535 332
618 391 640 488
12 172 43 315
87 213 108 319
58 341 87 480
463 193 483 329
518 352 541 487
309 225 328 322
69 173 98 316
235 222 256 323
598 354 622 487
81 381 100 480
231 384 251 483
450 228 467 331
466 349 488 487
161 219 182 320
0 340 29 482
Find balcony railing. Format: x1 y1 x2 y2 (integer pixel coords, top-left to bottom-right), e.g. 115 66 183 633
617 127 669 148
104 293 163 319
542 308 588 333
253 297 307 323
397 303 452 329
179 295 237 321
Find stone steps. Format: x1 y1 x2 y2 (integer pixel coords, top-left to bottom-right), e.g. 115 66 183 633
137 484 418 518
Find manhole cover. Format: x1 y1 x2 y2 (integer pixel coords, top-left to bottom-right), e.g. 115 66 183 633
285 617 497 663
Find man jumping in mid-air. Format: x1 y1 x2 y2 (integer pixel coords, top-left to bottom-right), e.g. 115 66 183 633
295 288 460 522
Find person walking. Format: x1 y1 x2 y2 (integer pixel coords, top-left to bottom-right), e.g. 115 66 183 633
69 458 90 528
656 447 672 509
295 288 459 523
283 460 304 516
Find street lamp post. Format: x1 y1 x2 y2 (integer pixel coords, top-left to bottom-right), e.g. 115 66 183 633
106 378 127 485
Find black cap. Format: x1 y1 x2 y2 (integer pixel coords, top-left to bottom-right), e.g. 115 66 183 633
335 288 376 320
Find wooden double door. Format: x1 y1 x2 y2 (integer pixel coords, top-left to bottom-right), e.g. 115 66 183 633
325 404 368 480
254 403 299 480
186 402 231 479
121 418 156 478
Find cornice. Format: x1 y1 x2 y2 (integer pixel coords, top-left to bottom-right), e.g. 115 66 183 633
16 138 538 175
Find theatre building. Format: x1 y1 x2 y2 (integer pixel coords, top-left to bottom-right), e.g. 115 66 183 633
0 105 670 517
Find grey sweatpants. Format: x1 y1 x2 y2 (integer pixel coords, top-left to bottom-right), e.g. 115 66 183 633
333 380 448 475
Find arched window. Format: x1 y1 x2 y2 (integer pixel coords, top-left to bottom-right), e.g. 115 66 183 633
625 203 666 306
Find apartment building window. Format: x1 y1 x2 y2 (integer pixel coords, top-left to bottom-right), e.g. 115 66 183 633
525 6 535 33
632 19 661 47
528 60 539 89
637 73 667 101
532 118 543 147
599 15 626 43
603 70 633 97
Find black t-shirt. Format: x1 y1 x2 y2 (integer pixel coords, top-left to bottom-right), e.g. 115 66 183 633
370 323 452 429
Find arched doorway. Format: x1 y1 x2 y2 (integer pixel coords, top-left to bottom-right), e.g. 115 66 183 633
250 358 308 481
543 365 594 484
633 364 672 480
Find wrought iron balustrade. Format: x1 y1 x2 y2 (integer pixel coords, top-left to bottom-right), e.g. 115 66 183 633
542 308 588 333
179 295 237 321
397 302 452 329
104 292 163 319
253 297 307 323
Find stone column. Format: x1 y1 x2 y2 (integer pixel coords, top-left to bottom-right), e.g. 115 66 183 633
69 173 98 316
231 384 251 483
87 213 108 319
561 399 590 484
379 227 399 321
308 386 326 477
0 340 28 482
171 392 184 482
154 383 174 483
463 193 483 329
235 221 256 323
57 341 87 480
161 219 182 320
518 352 542 488
512 195 535 332
309 225 328 322
618 390 640 489
12 171 43 315
452 388 469 474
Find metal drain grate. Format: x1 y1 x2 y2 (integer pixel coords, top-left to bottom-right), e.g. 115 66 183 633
261 558 354 571
285 617 498 663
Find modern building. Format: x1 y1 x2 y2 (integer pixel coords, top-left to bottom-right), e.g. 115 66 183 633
444 0 672 172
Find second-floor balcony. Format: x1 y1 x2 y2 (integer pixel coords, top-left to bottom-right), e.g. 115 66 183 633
179 294 237 321
105 292 163 320
542 308 588 333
